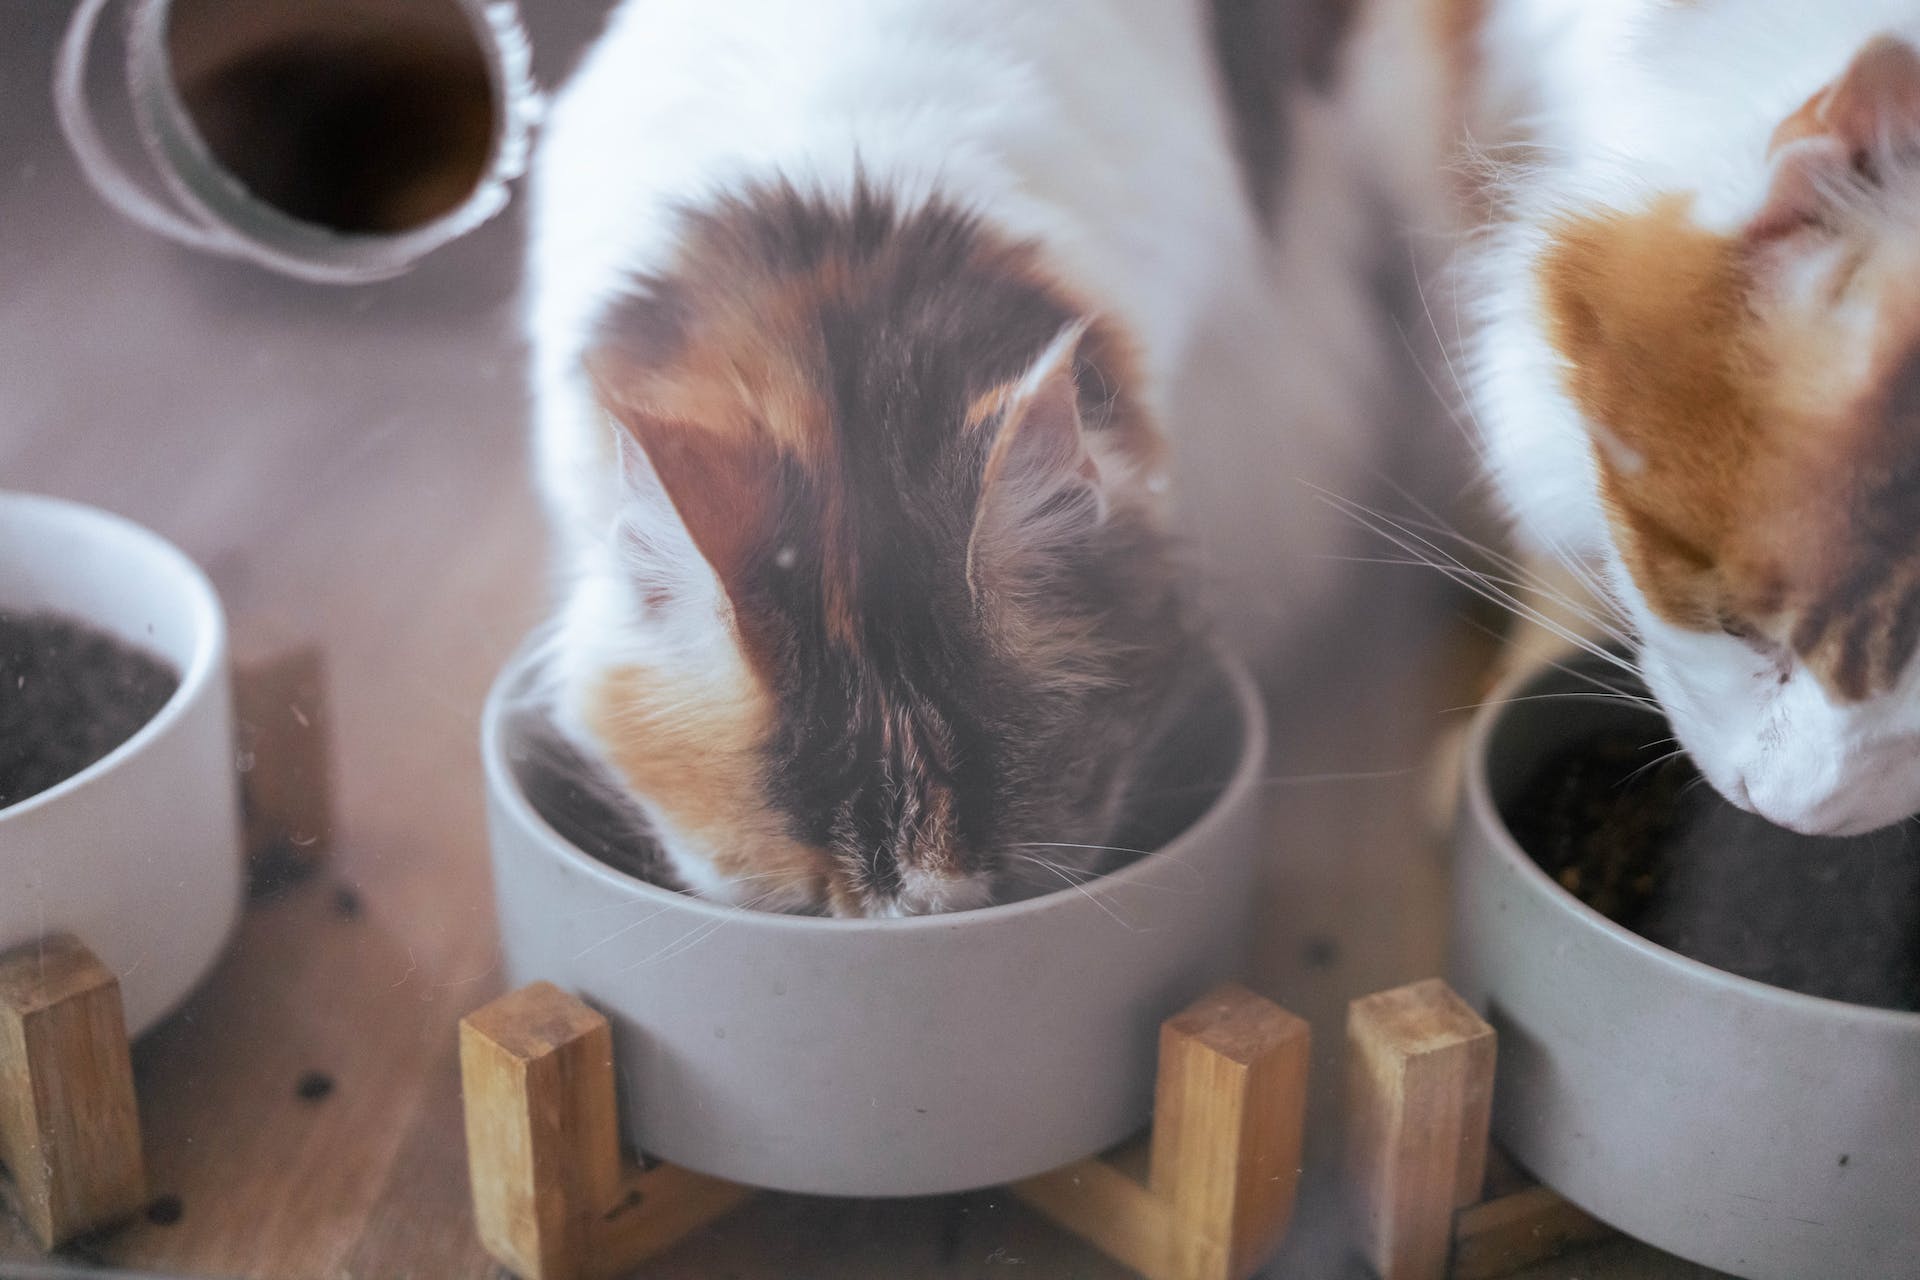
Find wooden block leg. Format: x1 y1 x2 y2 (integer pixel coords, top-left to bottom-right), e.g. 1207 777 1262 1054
1015 984 1311 1280
459 983 751 1280
1151 987 1313 1279
1345 979 1495 1280
0 934 147 1249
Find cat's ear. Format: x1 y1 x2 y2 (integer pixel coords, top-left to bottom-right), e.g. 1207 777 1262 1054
967 322 1107 592
589 359 778 593
1750 36 1920 241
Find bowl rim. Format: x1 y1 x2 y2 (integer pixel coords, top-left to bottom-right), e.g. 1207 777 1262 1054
1463 646 1920 1029
482 635 1269 934
0 490 226 825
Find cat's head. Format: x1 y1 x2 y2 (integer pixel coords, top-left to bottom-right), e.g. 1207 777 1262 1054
1536 34 1920 835
550 185 1192 916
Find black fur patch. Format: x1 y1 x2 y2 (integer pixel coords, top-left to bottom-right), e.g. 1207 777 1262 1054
600 182 1194 911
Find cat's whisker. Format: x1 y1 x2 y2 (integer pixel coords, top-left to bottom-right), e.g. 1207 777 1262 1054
1321 550 1634 647
1446 611 1641 694
1391 313 1488 460
1003 851 1101 885
1456 612 1654 708
570 899 684 958
1119 765 1421 805
1620 745 1688 791
572 868 809 958
611 880 812 970
1395 531 1630 640
1010 845 1214 898
1529 654 1657 707
1677 773 1715 803
1442 689 1658 716
1402 243 1492 458
1317 481 1639 645
1001 852 1142 930
1256 766 1421 787
1342 472 1639 650
1009 839 1156 859
1313 489 1638 676
1360 462 1631 644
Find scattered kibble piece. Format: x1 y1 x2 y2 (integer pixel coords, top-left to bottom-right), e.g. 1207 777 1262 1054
296 1070 336 1102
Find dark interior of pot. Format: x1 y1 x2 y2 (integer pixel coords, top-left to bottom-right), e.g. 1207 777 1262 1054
166 0 496 234
501 656 1246 913
1487 653 1920 1011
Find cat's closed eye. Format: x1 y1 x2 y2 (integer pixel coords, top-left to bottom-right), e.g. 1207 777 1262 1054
1716 613 1790 675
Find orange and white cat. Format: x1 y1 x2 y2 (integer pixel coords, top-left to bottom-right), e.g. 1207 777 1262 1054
1348 0 1920 835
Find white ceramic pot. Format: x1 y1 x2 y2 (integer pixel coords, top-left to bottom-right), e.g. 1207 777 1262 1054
1451 651 1920 1280
0 491 243 1036
482 638 1268 1196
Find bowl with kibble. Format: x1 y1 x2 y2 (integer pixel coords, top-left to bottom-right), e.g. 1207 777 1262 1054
0 491 242 1036
1452 648 1920 1280
480 637 1267 1196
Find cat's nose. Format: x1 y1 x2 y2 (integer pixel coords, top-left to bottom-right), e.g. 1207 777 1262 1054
889 866 994 916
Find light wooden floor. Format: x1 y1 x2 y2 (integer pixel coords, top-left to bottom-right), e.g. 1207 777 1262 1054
1 5 1727 1277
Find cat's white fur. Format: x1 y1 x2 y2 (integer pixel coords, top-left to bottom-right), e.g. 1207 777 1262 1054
526 0 1381 895
1350 0 1920 834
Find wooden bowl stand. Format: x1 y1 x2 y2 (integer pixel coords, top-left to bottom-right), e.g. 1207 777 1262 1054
459 981 1311 1280
1345 979 1614 1280
2 643 1614 1278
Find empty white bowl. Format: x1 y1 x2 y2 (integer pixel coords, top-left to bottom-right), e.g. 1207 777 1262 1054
482 637 1268 1196
0 491 242 1036
1451 651 1920 1279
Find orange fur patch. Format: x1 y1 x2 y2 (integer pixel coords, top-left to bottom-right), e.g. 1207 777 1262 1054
587 664 832 899
1541 194 1920 699
1542 196 1762 627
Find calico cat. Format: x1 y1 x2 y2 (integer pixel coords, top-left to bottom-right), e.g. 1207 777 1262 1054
524 1 1376 915
1346 0 1920 836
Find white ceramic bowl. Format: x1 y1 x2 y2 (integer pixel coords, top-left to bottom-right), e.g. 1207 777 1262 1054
482 638 1268 1196
0 491 242 1036
1451 651 1920 1279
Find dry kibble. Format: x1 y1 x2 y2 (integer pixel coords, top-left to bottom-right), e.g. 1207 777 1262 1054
0 609 178 809
1505 722 1920 1012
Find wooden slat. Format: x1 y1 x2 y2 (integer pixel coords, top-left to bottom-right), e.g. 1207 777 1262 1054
459 982 749 1280
597 1163 757 1273
460 982 622 1280
1345 979 1494 1280
0 934 147 1248
1016 985 1309 1280
1451 1184 1614 1280
1150 985 1312 1280
1014 1153 1184 1279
